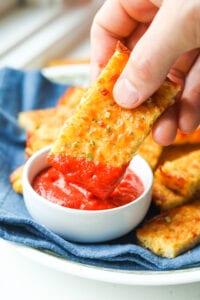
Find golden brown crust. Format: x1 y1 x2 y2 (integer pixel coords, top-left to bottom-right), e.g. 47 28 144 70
18 108 56 132
173 127 200 145
159 144 200 166
152 147 200 211
56 86 85 108
137 134 163 170
10 87 85 191
152 169 188 211
18 87 85 133
158 149 200 198
24 87 85 157
49 43 179 167
25 126 60 157
10 165 24 194
136 200 200 258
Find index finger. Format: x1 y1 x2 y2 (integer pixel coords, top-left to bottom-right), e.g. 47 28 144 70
90 0 157 79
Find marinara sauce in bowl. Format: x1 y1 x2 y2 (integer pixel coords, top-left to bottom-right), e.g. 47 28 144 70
23 145 153 243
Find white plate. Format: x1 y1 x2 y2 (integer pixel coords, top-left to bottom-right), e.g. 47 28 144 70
2 239 199 287
42 64 90 87
4 65 200 291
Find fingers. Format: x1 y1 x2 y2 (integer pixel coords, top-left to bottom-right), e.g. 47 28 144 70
152 105 178 146
126 23 150 50
149 0 163 7
113 0 200 109
90 0 136 80
178 54 200 132
90 23 123 80
152 51 200 144
90 0 157 80
90 0 200 145
168 49 199 88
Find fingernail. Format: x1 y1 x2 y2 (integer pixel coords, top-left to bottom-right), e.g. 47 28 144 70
114 78 139 108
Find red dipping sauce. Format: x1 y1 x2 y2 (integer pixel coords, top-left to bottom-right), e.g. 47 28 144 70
32 167 144 210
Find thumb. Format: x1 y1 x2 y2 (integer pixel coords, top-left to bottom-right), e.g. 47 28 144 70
113 0 197 108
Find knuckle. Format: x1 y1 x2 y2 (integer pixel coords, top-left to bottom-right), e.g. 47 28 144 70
168 68 185 88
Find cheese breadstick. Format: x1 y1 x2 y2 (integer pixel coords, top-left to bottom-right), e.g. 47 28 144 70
47 42 179 199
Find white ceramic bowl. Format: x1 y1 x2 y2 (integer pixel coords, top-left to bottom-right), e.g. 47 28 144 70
22 145 153 243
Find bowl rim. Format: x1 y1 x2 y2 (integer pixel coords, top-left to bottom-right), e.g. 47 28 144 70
23 145 153 215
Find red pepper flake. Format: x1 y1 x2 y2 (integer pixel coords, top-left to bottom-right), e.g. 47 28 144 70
98 120 105 127
100 88 109 96
110 74 119 82
99 63 104 68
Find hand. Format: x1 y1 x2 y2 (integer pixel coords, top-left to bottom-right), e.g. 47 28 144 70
90 0 200 145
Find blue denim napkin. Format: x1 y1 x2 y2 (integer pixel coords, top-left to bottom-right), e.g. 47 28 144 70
1 67 200 271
